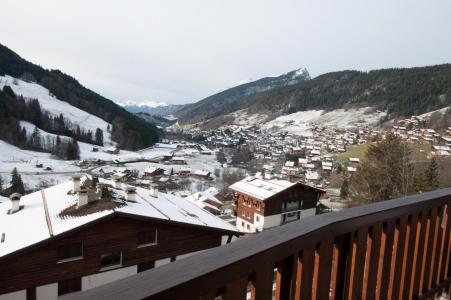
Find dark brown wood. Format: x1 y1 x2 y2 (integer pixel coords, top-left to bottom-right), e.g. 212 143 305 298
224 276 248 300
389 216 408 300
251 265 274 300
347 228 368 300
58 189 451 300
404 213 420 299
412 210 429 297
298 248 315 300
428 206 443 292
421 207 438 295
438 205 451 285
331 234 351 300
378 220 395 299
315 239 334 300
364 223 382 300
275 256 294 300
0 215 225 295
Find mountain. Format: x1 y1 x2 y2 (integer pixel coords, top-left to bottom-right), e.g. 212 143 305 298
0 44 159 150
135 112 177 127
178 64 451 128
174 68 310 124
120 101 188 116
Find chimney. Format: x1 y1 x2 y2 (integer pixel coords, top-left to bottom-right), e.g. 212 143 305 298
264 173 273 180
125 186 137 202
9 193 22 214
149 184 159 197
78 189 88 207
111 176 121 189
72 175 81 192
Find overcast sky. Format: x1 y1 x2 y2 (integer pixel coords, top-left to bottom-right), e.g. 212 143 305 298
1 0 450 105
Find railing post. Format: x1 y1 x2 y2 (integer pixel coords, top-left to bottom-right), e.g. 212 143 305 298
250 264 274 300
224 276 248 300
314 239 334 300
347 228 368 300
331 234 351 300
275 256 294 300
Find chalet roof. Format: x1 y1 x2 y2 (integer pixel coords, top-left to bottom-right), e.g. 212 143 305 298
0 177 237 258
229 178 296 200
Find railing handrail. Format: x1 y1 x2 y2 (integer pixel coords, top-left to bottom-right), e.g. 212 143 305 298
62 188 451 300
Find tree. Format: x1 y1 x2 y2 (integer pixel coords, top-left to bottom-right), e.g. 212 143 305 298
170 168 174 176
30 126 41 150
0 174 3 191
415 158 440 192
216 149 227 164
349 133 415 205
65 139 80 160
10 168 25 194
340 179 349 199
95 128 104 146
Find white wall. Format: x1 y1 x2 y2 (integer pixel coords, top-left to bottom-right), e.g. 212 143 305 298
37 283 57 300
155 258 171 267
263 214 281 229
236 216 256 233
0 290 26 300
82 265 137 291
301 207 316 218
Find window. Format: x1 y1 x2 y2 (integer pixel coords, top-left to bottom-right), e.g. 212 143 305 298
100 250 122 270
256 215 260 222
138 261 155 273
58 277 81 296
57 242 83 262
246 224 250 230
137 230 158 247
241 221 245 227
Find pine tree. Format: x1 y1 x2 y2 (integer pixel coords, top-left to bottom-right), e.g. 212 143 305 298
10 168 25 194
18 127 27 145
340 179 349 199
0 174 3 191
95 128 104 146
423 158 440 191
65 139 80 160
170 168 174 176
30 126 41 150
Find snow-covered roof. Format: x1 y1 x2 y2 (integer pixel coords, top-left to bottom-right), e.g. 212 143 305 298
0 177 237 258
229 177 296 200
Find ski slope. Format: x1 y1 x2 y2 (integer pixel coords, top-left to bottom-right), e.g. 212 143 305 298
0 75 114 146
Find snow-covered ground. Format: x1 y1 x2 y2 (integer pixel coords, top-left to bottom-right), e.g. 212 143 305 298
263 107 386 135
0 75 114 146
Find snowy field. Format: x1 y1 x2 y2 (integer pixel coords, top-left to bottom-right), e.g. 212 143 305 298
263 107 386 135
0 75 114 146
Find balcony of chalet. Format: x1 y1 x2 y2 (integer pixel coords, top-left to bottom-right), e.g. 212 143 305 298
63 188 451 300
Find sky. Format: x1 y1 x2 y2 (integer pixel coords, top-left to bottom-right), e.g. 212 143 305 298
1 0 451 105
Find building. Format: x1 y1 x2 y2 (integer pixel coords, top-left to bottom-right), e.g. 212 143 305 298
0 176 238 300
229 177 325 233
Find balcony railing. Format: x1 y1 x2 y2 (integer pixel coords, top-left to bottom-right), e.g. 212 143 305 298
63 188 451 300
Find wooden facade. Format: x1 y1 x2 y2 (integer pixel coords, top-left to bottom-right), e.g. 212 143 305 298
235 183 324 225
0 214 233 295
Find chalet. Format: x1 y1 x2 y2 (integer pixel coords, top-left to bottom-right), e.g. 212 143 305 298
104 147 120 155
179 168 191 176
185 189 223 215
191 169 211 179
229 177 325 233
0 176 238 300
143 167 165 178
171 157 186 165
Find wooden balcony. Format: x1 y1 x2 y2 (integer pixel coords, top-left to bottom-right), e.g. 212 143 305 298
63 189 451 300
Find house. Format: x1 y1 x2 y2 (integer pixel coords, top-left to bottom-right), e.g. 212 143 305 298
143 167 165 178
0 176 238 299
171 157 186 165
185 188 223 215
179 168 191 176
104 147 120 155
229 177 325 233
191 169 211 179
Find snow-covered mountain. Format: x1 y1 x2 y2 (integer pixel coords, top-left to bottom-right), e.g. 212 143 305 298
119 101 189 116
174 67 311 124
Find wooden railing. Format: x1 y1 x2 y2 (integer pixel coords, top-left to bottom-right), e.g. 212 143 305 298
63 189 451 300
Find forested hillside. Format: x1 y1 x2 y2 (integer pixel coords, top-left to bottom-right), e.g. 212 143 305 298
175 68 310 123
0 44 159 150
178 64 451 126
